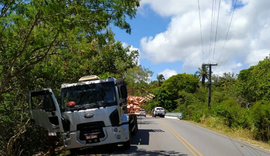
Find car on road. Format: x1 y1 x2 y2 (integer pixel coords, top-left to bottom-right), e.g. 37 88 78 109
151 107 166 117
139 109 146 117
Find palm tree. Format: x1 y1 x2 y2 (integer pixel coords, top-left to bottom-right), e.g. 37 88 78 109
219 72 237 89
157 74 165 86
195 64 209 87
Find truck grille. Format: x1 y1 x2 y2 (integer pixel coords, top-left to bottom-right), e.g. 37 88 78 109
77 121 105 140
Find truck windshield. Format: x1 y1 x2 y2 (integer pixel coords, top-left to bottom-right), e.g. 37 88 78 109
61 82 117 111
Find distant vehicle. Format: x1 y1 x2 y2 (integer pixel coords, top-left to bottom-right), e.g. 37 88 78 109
139 109 146 117
151 107 166 117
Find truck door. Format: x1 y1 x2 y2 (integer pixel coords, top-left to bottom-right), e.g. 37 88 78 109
29 88 63 132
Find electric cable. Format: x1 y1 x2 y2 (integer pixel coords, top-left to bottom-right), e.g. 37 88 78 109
209 0 215 63
197 0 205 63
218 0 238 63
213 0 221 63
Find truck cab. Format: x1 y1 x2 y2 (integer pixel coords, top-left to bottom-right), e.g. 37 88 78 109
29 75 132 152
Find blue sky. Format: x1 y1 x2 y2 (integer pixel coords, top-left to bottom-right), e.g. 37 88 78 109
111 6 178 81
112 0 270 81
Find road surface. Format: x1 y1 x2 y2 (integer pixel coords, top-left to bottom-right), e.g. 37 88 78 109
77 116 270 156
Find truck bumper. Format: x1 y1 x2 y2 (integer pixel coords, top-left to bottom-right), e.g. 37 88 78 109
63 123 129 149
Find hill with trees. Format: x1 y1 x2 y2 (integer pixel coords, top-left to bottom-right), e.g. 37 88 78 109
144 56 270 144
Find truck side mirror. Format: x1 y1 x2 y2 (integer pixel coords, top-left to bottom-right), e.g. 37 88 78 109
120 85 127 98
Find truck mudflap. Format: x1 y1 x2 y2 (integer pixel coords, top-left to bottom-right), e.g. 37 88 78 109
129 114 138 135
62 124 129 149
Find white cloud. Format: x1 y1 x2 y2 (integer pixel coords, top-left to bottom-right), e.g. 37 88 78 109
246 49 270 66
140 0 270 75
122 42 129 48
237 63 242 67
122 42 141 65
158 69 177 79
140 0 208 17
214 61 244 76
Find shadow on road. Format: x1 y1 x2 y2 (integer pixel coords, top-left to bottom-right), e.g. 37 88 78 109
137 120 157 125
65 127 164 155
137 116 163 124
77 146 187 156
114 148 188 156
131 128 164 145
63 117 185 155
66 144 115 155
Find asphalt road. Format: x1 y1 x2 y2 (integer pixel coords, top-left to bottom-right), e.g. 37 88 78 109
77 116 270 156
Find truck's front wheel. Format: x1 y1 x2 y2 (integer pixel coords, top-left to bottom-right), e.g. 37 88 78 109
122 139 130 149
122 130 131 150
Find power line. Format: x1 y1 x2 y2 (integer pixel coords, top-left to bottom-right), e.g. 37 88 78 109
212 0 221 62
209 0 215 63
218 0 238 63
197 0 204 63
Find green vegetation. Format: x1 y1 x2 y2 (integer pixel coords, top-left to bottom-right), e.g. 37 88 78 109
143 56 270 147
0 0 141 155
194 64 209 87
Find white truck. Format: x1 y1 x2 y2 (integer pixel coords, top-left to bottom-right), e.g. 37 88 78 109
28 75 138 154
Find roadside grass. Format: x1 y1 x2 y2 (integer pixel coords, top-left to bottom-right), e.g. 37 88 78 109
186 116 270 152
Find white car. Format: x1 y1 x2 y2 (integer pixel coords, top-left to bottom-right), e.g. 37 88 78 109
151 107 166 117
139 109 146 117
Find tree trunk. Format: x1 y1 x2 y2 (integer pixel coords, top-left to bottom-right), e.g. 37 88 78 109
202 76 205 87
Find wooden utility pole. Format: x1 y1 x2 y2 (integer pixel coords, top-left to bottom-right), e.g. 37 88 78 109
203 63 218 108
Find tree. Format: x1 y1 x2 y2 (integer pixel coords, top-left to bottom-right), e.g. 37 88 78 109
195 64 209 87
148 80 159 91
157 74 165 86
236 55 270 103
150 74 199 111
0 0 140 155
212 73 237 89
251 101 270 141
124 66 153 96
0 0 140 97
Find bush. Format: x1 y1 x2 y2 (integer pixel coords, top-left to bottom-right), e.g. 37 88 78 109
204 116 227 129
191 108 209 122
250 101 270 141
211 98 250 128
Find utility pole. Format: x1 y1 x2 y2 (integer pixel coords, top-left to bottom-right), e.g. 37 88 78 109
203 63 218 108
